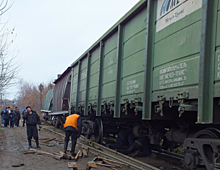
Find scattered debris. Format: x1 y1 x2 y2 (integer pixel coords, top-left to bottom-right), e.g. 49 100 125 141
68 162 78 170
31 139 55 147
82 148 88 158
39 138 50 140
74 150 82 160
60 151 74 160
42 137 56 143
40 143 55 147
11 162 24 167
86 161 97 170
91 156 128 169
23 149 62 160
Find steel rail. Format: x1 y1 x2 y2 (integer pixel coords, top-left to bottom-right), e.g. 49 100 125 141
43 126 160 170
152 150 184 165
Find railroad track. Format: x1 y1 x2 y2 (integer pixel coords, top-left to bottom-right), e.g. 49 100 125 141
152 149 184 166
43 126 160 170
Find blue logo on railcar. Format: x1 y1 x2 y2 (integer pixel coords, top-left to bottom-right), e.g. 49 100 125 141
160 0 180 16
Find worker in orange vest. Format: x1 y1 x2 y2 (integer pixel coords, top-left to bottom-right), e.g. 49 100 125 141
64 112 82 156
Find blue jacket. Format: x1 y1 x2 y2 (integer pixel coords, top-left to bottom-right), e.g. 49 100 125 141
22 108 26 115
4 110 9 119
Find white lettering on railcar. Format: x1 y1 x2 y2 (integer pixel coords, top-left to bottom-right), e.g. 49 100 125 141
108 67 113 74
217 55 220 79
126 80 140 94
108 58 114 66
159 62 187 89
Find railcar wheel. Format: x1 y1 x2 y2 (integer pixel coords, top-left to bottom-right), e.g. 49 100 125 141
193 128 220 167
193 128 220 139
93 118 103 143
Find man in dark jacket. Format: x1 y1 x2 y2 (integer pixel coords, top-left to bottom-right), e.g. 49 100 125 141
14 107 21 127
1 109 5 125
23 106 41 149
63 112 82 156
108 130 137 150
9 110 16 128
4 107 9 127
118 136 152 157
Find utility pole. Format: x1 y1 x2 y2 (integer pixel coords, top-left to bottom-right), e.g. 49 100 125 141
39 83 44 110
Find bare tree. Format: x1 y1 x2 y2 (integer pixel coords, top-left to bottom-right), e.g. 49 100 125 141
0 0 19 100
16 79 54 114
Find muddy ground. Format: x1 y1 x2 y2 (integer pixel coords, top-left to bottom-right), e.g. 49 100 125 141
0 122 183 170
0 123 110 170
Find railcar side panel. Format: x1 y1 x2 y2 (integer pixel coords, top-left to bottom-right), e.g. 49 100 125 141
120 8 147 106
102 32 118 100
219 0 220 10
150 0 203 121
70 64 78 110
78 58 88 103
217 11 220 48
88 47 100 102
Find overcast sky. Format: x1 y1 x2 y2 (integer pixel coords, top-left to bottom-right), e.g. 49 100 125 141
2 0 140 99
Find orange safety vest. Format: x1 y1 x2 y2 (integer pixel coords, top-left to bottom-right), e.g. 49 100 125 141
64 114 80 131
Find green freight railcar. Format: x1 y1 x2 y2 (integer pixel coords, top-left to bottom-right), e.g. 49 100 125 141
43 89 53 111
67 0 220 169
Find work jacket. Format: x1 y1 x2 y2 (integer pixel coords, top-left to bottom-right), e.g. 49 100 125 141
64 114 82 135
15 111 21 120
23 111 41 126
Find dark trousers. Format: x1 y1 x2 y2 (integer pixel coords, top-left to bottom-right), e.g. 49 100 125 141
26 125 39 147
4 118 9 127
1 116 4 124
119 142 139 155
64 130 77 154
9 119 14 128
15 119 19 127
22 118 25 127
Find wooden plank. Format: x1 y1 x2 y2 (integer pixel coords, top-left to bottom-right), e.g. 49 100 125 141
68 162 77 168
23 150 61 160
39 138 50 140
42 138 56 143
74 150 82 160
78 149 83 158
87 161 97 168
11 162 24 167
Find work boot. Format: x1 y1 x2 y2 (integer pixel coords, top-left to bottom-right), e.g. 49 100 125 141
28 139 32 149
71 152 76 157
36 140 41 148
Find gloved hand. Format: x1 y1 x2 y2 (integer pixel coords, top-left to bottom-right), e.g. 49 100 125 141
77 133 81 138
